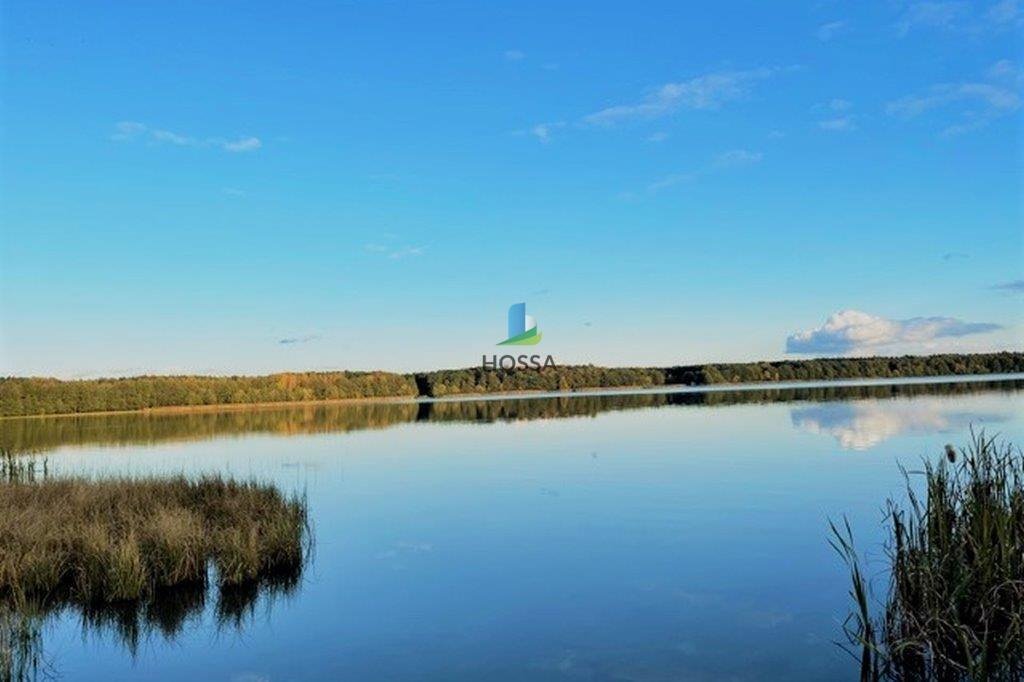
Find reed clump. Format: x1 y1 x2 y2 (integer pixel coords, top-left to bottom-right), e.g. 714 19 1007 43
0 474 309 604
833 432 1024 680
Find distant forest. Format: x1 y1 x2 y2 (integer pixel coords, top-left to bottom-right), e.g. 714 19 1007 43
1 352 1021 417
0 372 418 417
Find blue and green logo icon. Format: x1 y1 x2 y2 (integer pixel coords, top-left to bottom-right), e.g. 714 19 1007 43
499 302 542 345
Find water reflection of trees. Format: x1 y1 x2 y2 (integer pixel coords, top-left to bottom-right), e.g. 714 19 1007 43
1 380 1020 456
1 560 304 682
0 403 420 455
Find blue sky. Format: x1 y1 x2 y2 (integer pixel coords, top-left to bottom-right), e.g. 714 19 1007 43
1 1 1021 377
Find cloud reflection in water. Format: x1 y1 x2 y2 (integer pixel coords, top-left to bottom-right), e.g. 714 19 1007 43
791 397 1011 450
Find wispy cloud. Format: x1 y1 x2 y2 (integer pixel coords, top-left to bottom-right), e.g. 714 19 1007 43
504 49 526 61
647 172 698 193
377 541 434 560
813 99 856 131
223 137 262 152
388 246 425 259
987 0 1023 26
815 20 848 41
151 129 195 146
787 309 1001 354
895 1 970 35
895 0 1021 36
231 673 271 682
581 67 774 127
646 131 669 143
818 116 856 131
713 149 763 168
364 243 425 260
529 121 564 143
112 122 262 153
278 334 320 345
888 83 1018 117
887 65 1021 136
987 58 1024 86
646 148 762 194
111 121 146 141
991 279 1024 293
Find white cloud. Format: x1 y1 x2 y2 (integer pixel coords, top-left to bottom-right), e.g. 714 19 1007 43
815 20 847 41
581 67 773 127
828 98 852 111
504 49 526 61
646 131 669 143
112 122 262 153
786 309 1002 354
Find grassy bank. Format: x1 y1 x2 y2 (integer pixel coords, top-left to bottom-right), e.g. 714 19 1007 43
0 472 308 604
833 433 1024 679
1 352 1021 417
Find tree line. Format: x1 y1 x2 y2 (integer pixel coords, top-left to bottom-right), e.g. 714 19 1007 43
665 352 1024 386
7 377 1019 454
1 352 1021 417
0 372 418 417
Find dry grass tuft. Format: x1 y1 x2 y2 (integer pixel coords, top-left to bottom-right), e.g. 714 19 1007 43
0 474 308 604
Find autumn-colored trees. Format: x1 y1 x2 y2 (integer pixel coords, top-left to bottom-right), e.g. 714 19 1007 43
1 352 1020 416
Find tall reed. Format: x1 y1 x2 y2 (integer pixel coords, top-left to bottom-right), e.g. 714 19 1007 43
833 432 1024 680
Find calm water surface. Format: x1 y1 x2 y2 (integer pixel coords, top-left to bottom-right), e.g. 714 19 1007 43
4 379 1023 681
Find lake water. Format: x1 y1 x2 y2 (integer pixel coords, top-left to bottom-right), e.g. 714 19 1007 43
3 378 1023 681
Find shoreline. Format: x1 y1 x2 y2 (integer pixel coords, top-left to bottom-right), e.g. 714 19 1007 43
3 372 1022 421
